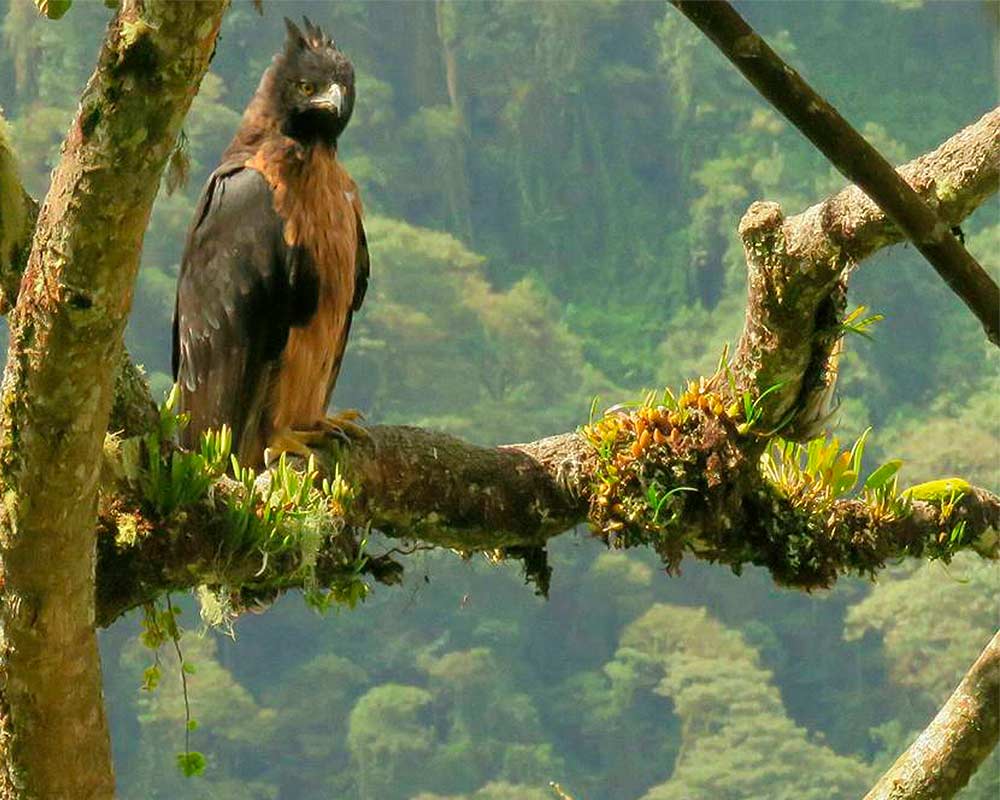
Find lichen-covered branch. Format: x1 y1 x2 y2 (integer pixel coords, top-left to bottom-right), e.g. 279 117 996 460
0 2 227 798
673 0 999 345
347 426 587 548
730 107 999 438
864 630 1000 800
93 416 999 627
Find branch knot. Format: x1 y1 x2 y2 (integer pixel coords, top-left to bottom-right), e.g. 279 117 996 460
739 200 785 242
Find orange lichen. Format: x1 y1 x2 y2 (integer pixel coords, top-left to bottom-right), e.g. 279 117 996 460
581 383 735 561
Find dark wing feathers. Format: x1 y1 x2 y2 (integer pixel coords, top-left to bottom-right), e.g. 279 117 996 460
323 205 369 403
172 165 310 459
353 214 369 312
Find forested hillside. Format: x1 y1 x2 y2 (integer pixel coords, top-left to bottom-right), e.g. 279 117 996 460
1 1 996 797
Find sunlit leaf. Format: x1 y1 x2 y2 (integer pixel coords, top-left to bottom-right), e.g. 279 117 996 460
864 459 902 490
35 0 71 19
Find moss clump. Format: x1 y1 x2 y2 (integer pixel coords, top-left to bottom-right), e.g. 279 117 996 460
739 486 848 588
582 380 736 569
0 111 29 301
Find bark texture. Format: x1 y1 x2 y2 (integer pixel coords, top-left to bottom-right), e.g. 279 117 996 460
92 424 1000 627
865 631 1000 800
729 107 999 438
0 2 227 798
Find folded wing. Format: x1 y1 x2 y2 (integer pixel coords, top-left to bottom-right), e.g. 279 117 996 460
172 165 316 462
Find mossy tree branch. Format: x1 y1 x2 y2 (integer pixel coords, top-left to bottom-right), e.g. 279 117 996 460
93 420 999 627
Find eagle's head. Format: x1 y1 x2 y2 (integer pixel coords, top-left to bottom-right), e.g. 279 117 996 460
272 17 356 146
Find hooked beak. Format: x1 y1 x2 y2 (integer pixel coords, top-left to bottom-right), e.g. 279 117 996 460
310 83 344 115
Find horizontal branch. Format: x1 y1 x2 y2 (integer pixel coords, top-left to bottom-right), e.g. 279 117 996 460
865 630 1000 800
95 426 588 625
347 426 587 547
94 419 999 626
673 0 999 344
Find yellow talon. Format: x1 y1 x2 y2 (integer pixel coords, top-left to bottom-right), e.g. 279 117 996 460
263 410 368 466
314 409 368 441
263 430 316 466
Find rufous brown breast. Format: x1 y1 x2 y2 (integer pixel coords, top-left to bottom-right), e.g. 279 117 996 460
246 143 361 433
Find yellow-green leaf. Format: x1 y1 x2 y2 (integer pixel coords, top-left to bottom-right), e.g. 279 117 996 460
904 477 972 502
864 460 902 491
35 0 71 19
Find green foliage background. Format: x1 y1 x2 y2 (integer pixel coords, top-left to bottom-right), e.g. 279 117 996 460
1 0 997 797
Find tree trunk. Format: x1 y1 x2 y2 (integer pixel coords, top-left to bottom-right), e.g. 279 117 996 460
0 2 226 797
435 0 474 242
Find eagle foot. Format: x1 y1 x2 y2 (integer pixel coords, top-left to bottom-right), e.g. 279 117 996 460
314 409 367 441
263 431 316 467
263 411 367 468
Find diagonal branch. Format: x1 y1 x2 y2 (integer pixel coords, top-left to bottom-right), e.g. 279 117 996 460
864 630 1000 800
672 0 1000 345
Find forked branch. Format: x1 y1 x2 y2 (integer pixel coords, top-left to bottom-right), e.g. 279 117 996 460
672 0 1000 345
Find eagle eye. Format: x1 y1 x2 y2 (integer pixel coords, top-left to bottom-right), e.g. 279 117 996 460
299 81 317 97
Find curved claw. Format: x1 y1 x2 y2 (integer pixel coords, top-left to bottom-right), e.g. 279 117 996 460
315 409 368 441
264 411 368 466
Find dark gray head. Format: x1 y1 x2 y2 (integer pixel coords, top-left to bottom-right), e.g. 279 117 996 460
272 17 356 146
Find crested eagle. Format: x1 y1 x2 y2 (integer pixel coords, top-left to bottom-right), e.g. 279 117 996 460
173 17 369 467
